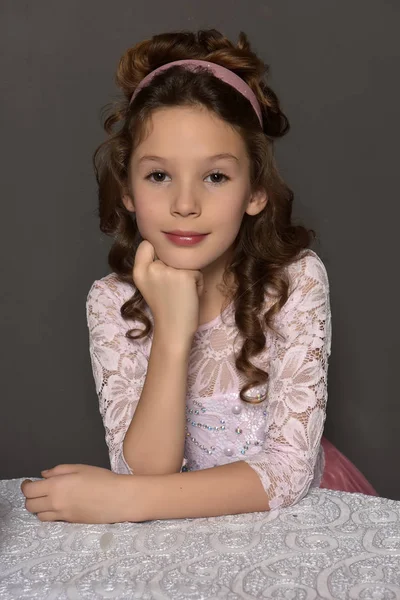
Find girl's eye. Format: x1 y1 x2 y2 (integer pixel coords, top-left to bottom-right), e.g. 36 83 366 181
146 171 168 183
207 171 229 185
145 170 230 185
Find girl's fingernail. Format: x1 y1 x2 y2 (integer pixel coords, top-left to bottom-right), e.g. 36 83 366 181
42 470 49 474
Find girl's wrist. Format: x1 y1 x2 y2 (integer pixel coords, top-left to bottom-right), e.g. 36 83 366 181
118 473 150 523
152 328 193 354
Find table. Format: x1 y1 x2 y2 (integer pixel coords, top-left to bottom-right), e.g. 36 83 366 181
1 478 399 599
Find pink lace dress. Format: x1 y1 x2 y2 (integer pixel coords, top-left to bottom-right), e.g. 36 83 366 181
86 248 377 511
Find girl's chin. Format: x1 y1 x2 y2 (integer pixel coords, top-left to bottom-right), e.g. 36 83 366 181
163 259 205 270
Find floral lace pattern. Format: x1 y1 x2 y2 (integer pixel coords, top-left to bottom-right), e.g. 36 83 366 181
86 249 331 509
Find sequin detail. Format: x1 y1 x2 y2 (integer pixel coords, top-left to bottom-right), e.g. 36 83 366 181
185 399 225 455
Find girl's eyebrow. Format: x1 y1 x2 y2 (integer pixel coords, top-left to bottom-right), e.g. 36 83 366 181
137 153 239 164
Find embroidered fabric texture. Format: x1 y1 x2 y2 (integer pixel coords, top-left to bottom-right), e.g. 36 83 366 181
86 249 331 509
1 480 400 598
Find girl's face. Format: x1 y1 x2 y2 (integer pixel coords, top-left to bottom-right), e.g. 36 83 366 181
122 106 267 276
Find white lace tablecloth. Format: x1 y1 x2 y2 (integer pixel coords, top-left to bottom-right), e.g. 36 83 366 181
1 478 400 599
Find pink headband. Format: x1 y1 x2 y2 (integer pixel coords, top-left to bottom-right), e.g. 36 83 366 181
129 59 263 126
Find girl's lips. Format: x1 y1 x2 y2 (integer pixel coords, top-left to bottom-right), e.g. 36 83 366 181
163 232 209 246
166 231 208 236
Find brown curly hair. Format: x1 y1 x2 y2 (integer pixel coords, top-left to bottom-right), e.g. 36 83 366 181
92 28 316 404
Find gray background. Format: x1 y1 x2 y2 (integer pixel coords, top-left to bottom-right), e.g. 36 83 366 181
1 1 399 499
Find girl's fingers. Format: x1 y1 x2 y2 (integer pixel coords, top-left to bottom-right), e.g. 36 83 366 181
41 464 80 476
21 479 47 498
25 496 52 514
134 239 156 270
35 511 59 522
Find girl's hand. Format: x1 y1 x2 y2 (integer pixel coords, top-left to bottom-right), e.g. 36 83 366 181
133 239 204 339
21 464 132 524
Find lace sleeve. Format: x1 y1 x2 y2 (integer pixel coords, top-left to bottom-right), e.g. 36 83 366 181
86 279 150 475
86 278 188 475
244 253 332 510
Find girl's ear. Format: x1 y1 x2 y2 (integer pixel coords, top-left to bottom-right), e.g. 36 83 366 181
121 184 135 213
122 194 135 213
245 188 268 216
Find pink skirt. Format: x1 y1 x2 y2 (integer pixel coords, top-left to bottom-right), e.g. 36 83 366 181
320 436 378 496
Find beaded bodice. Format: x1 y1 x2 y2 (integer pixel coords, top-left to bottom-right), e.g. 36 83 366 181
86 248 331 509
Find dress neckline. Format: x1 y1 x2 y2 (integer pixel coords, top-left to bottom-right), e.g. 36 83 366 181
195 299 234 333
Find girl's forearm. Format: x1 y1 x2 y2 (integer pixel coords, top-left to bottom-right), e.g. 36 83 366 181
123 330 192 475
122 461 271 522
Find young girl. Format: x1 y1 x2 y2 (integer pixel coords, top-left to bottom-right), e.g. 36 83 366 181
21 28 377 524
